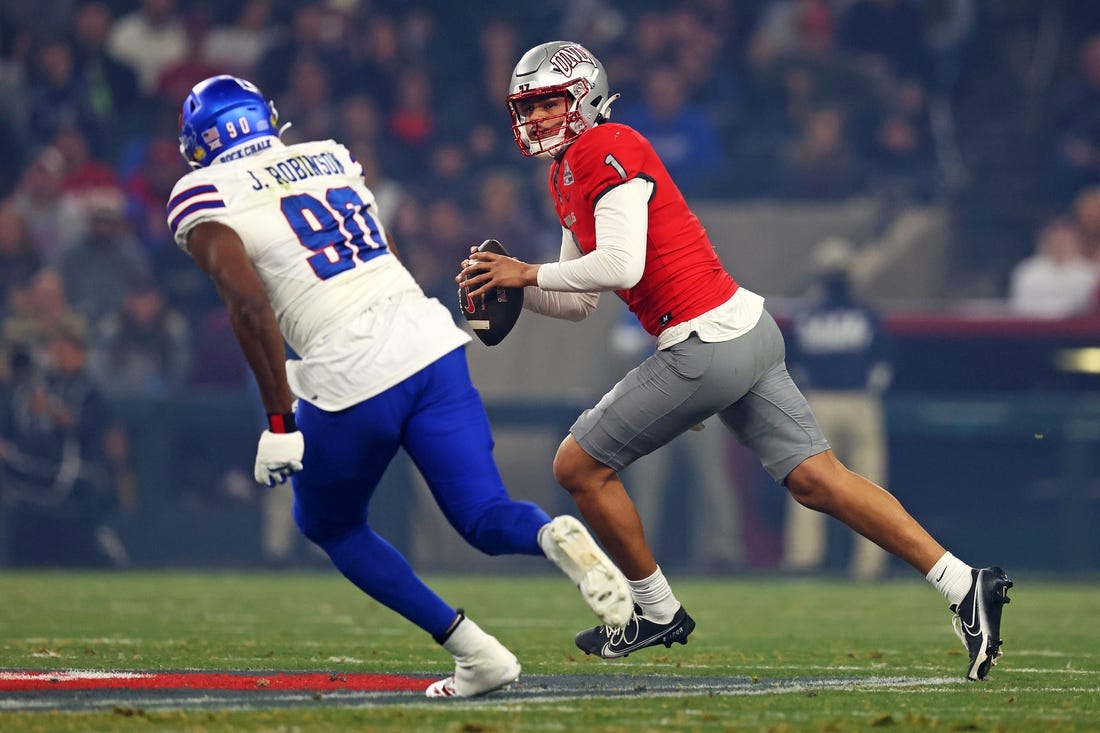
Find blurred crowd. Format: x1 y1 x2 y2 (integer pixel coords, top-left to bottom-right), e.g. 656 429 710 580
2 1 1100 391
2 0 1100 565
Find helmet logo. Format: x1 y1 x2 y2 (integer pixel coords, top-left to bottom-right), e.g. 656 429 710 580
202 127 223 151
549 45 596 76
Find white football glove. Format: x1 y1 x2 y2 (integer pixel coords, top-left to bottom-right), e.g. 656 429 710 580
254 429 305 487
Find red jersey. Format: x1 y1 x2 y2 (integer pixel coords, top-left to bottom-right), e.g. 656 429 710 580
549 123 737 336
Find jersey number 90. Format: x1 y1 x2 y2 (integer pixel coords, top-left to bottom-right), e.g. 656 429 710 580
281 187 387 280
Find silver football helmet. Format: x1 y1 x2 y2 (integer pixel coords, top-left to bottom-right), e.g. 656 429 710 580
506 41 619 158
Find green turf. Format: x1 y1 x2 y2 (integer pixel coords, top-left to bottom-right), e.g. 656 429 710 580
1 570 1097 732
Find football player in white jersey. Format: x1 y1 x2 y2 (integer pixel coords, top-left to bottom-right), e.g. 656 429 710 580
166 75 631 698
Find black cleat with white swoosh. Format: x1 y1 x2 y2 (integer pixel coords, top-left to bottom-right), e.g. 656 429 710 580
575 604 695 659
951 566 1013 680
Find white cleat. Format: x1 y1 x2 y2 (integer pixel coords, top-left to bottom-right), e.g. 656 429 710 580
541 515 632 629
425 637 521 698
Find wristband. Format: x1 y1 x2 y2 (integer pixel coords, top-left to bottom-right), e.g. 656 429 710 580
267 412 297 433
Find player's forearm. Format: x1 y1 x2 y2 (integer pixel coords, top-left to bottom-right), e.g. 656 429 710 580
536 247 639 292
186 221 294 416
522 287 599 320
225 297 294 414
523 230 599 316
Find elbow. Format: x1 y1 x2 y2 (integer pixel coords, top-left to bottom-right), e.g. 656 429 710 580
620 271 643 290
567 293 600 321
563 309 590 323
613 261 645 291
229 295 273 332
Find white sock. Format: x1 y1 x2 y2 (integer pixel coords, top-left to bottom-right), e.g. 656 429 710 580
536 523 551 556
926 552 973 607
629 566 679 623
438 614 489 658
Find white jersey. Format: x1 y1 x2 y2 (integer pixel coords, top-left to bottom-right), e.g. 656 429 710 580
167 139 470 411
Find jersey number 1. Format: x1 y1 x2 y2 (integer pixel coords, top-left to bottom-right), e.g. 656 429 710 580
604 154 627 180
280 187 387 280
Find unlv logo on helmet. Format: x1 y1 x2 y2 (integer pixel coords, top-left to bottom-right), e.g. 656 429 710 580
549 45 597 76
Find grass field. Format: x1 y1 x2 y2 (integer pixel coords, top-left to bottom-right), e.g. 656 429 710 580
1 570 1098 732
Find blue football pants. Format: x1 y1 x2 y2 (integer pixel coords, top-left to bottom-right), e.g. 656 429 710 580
290 346 551 638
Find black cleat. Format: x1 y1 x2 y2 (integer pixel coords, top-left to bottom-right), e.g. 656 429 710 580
950 566 1013 680
575 604 695 659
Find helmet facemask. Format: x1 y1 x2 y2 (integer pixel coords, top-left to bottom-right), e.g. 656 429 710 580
508 80 592 159
506 42 618 159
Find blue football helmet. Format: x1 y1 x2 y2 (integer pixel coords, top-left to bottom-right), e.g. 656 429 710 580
178 75 280 168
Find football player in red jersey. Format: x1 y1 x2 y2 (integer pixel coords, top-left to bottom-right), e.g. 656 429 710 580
457 41 1012 680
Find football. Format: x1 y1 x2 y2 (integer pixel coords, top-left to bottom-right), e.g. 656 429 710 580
458 239 524 346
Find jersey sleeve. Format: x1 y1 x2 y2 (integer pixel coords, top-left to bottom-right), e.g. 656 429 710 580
569 124 653 205
166 173 230 252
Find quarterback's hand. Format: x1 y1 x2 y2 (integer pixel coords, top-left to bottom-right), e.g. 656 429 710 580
254 429 304 487
457 247 539 301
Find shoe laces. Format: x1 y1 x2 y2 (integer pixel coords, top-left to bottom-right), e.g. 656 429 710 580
950 612 967 649
604 613 641 647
